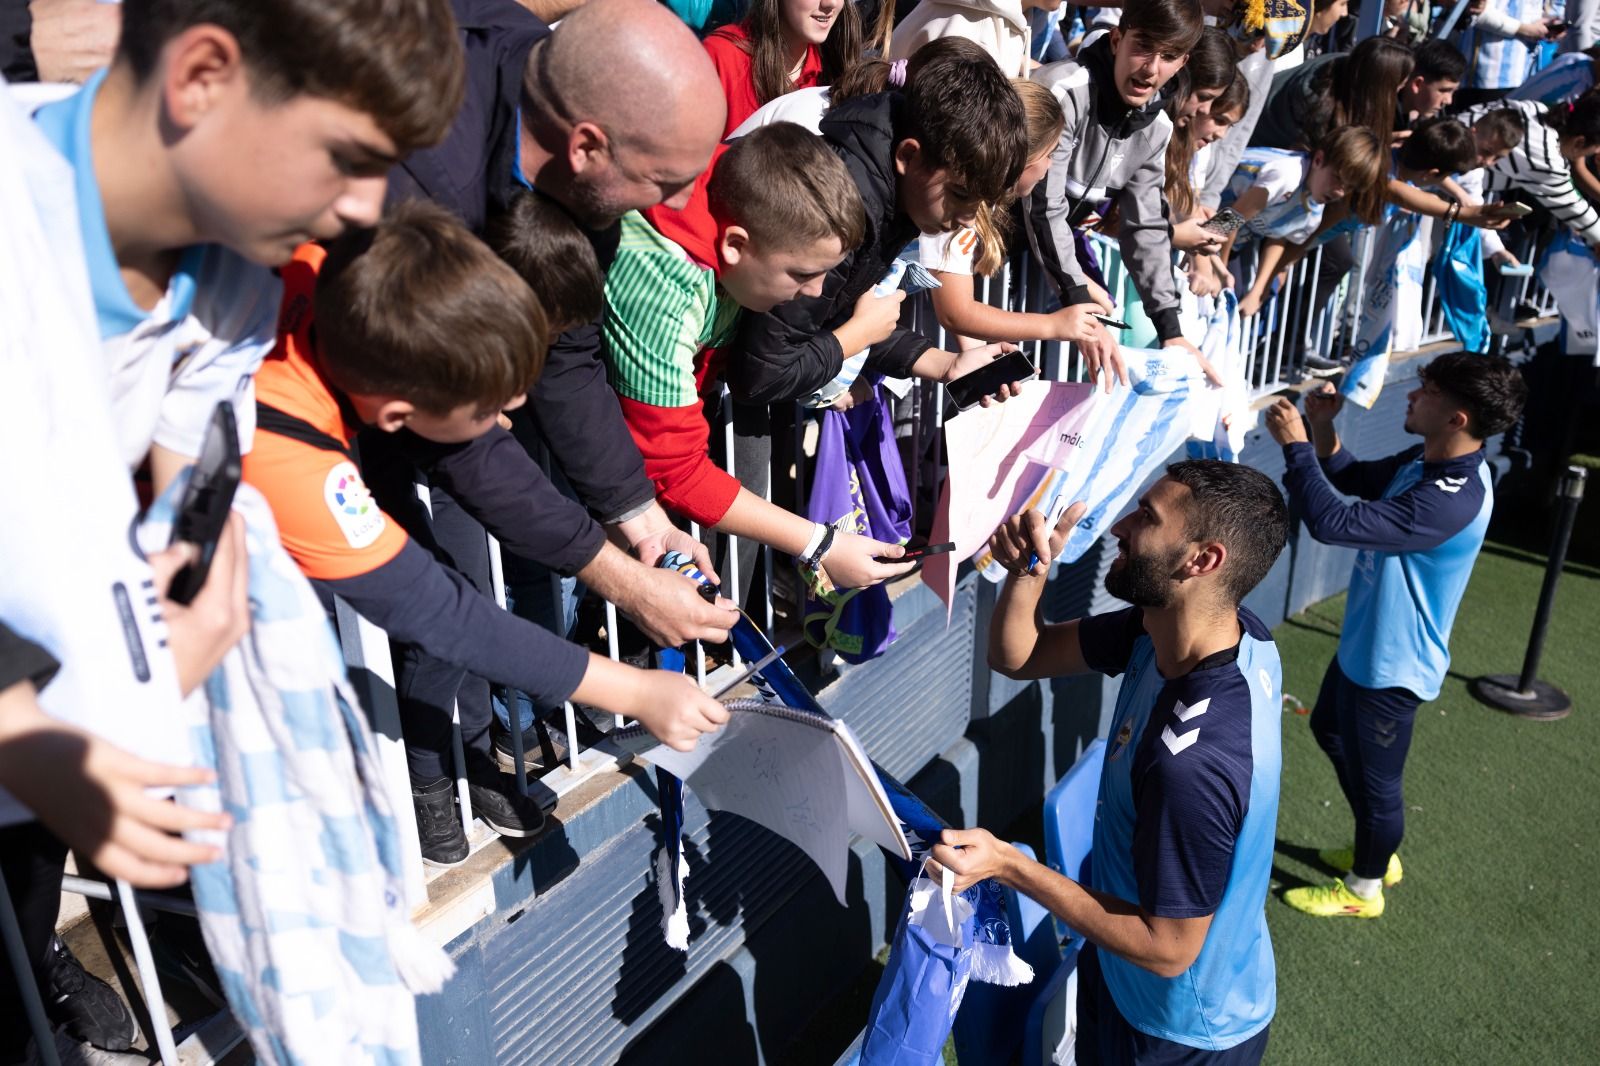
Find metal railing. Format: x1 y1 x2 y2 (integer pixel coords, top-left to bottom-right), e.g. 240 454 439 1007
375 198 1570 910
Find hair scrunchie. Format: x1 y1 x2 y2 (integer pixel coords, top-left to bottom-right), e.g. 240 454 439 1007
889 58 909 87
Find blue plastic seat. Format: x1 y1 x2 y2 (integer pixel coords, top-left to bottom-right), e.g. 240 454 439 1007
1018 738 1106 1065
951 842 1066 1064
1041 737 1104 950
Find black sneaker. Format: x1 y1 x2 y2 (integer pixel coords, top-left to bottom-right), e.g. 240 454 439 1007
466 770 547 839
412 777 469 868
40 936 134 1052
1512 300 1542 328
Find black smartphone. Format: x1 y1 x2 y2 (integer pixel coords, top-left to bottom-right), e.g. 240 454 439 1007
876 541 955 563
166 402 243 606
1092 313 1133 330
946 350 1039 411
1549 18 1568 33
1199 207 1247 236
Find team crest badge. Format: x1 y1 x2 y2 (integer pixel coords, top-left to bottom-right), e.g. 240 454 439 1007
1107 721 1134 761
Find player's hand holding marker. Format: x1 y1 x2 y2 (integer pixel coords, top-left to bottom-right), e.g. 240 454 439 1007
988 499 1088 578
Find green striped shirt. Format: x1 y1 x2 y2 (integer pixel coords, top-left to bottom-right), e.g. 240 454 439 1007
603 211 743 408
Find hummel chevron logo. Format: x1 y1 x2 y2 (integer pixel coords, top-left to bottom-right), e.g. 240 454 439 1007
1163 698 1208 755
1161 725 1199 755
1434 475 1468 493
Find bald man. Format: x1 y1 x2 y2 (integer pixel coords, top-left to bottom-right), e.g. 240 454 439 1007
374 0 734 777
517 0 726 227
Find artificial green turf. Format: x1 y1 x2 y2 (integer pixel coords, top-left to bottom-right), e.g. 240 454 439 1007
1265 536 1600 1064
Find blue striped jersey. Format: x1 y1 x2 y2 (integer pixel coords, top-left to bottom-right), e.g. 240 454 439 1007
1459 0 1545 89
1508 51 1596 103
1221 148 1324 245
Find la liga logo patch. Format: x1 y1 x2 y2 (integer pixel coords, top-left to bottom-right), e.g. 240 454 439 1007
323 461 385 548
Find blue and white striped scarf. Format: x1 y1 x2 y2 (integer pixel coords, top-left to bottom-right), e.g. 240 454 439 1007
144 480 451 1065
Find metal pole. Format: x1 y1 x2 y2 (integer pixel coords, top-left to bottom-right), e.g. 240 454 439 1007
1434 0 1475 39
0 863 60 1066
1471 465 1588 719
1516 467 1587 692
1356 0 1388 41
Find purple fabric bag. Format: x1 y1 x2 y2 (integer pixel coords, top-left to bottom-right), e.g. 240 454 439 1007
802 383 911 663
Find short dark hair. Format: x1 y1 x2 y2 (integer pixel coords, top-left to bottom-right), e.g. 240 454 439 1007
117 0 464 154
1418 352 1528 439
901 41 1028 205
486 192 603 335
1413 39 1468 84
1398 116 1478 175
1164 460 1289 605
1470 107 1525 151
316 201 547 415
707 123 866 254
1120 0 1206 54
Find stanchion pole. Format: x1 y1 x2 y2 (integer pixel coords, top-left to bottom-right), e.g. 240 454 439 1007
1471 465 1588 720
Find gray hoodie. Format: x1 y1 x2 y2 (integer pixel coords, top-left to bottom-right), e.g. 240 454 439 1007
1025 36 1183 341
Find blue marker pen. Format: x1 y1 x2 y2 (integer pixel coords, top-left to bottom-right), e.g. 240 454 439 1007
1027 492 1071 571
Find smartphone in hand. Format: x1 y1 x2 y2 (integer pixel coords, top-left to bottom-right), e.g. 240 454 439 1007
166 402 242 606
875 541 955 563
946 350 1039 411
1199 207 1247 236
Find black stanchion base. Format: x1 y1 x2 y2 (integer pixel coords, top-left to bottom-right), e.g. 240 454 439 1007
1470 675 1573 720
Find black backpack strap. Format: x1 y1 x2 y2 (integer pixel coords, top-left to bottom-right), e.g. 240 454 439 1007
256 402 356 460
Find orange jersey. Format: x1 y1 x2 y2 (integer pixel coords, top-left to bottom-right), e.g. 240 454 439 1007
244 244 408 581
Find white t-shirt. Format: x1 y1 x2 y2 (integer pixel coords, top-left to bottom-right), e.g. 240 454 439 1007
1222 148 1325 245
1191 141 1219 200
1453 167 1508 259
30 72 278 469
0 80 189 825
915 226 981 275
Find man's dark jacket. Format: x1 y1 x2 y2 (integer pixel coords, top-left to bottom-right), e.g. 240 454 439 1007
383 0 655 528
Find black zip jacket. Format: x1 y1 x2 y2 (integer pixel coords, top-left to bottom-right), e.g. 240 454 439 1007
726 92 934 406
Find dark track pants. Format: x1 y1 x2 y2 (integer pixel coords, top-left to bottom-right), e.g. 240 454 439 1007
1309 658 1423 881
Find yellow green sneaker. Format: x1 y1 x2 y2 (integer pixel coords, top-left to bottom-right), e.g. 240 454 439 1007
1284 879 1385 918
1318 846 1403 887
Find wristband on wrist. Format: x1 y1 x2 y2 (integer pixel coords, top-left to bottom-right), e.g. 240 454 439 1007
800 523 836 570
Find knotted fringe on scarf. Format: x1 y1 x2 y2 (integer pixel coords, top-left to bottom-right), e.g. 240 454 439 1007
656 846 692 951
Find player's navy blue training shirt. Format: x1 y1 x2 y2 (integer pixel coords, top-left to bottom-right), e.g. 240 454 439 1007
1283 442 1492 700
1078 605 1282 1050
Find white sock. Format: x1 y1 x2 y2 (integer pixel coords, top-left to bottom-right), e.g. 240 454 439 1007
1344 874 1382 899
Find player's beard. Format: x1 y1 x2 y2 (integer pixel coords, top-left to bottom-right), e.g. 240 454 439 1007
1104 541 1186 609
